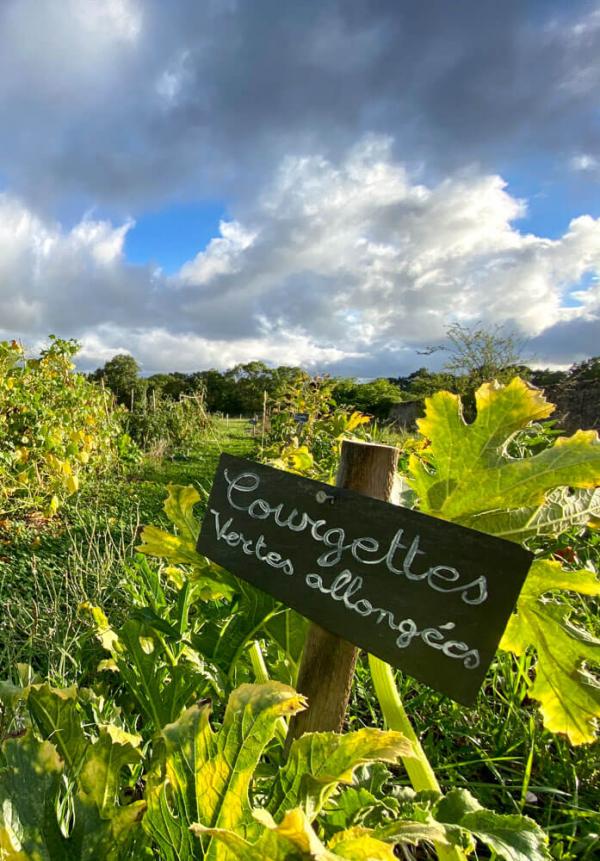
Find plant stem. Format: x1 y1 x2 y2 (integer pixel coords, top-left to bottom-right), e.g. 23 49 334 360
249 640 288 744
368 654 469 861
248 640 270 683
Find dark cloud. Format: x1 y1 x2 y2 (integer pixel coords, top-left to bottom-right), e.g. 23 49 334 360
0 0 598 213
528 316 600 366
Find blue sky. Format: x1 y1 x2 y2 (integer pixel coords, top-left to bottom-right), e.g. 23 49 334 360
125 201 226 274
0 0 599 375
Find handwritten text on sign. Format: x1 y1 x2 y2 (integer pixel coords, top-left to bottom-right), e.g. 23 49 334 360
197 455 533 705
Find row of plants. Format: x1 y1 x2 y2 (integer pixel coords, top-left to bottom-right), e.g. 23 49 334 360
263 375 600 852
1 377 597 858
0 338 125 518
0 487 549 860
123 392 214 458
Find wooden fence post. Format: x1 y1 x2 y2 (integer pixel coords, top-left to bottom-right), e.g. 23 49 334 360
285 439 399 747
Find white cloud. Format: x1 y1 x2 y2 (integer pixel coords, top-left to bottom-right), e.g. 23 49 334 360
180 221 257 285
177 138 600 350
569 153 599 173
75 325 362 373
1 141 599 374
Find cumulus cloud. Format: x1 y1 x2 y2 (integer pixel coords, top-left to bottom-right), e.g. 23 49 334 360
1 0 600 211
2 141 599 373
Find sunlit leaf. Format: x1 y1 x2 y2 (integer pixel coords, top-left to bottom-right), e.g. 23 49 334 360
269 729 411 820
145 682 307 860
409 378 600 742
500 559 600 744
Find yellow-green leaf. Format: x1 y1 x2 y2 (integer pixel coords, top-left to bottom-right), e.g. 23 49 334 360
144 682 307 861
163 483 202 543
500 559 600 744
410 379 600 522
408 378 600 743
269 729 412 820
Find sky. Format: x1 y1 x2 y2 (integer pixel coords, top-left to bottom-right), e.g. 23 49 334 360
1 0 599 377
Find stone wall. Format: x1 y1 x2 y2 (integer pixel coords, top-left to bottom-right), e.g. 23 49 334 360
388 379 600 435
544 378 600 434
388 400 424 430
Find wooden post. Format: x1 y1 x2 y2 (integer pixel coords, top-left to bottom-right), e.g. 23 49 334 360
286 439 399 746
261 390 268 441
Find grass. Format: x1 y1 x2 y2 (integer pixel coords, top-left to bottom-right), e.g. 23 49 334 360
0 418 257 682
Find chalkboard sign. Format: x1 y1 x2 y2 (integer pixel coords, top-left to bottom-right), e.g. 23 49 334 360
197 454 533 705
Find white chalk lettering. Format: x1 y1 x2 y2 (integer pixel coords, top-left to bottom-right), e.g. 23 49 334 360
305 569 480 669
210 509 294 576
222 468 488 605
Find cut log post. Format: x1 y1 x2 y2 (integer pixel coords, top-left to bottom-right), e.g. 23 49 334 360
285 439 399 748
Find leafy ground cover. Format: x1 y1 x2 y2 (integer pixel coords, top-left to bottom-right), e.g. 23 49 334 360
0 379 598 860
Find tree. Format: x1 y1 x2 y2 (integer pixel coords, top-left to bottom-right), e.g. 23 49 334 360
568 356 600 382
332 378 403 419
530 368 568 388
90 353 140 405
393 367 462 399
420 322 527 389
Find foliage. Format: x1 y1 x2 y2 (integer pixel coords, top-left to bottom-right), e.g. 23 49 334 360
147 682 411 860
124 393 213 456
262 374 372 480
0 684 146 859
136 483 306 688
90 353 141 406
0 675 413 860
2 377 599 859
0 673 548 861
393 367 463 400
420 322 526 387
321 765 551 861
569 356 600 382
0 337 124 516
501 559 600 745
332 378 403 419
408 377 600 743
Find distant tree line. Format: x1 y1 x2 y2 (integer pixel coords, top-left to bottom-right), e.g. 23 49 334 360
89 344 600 421
88 355 404 418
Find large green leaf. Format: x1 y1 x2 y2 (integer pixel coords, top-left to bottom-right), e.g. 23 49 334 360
0 732 65 859
28 684 88 776
268 729 412 820
78 726 142 816
500 559 600 744
364 787 550 861
464 487 600 541
409 378 600 524
193 807 398 861
144 682 307 861
0 726 146 860
435 788 551 861
408 378 600 743
137 483 236 600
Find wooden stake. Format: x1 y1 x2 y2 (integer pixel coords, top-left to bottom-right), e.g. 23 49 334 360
285 439 398 747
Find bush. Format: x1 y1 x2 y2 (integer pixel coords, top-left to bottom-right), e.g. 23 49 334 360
0 337 124 516
124 392 212 456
